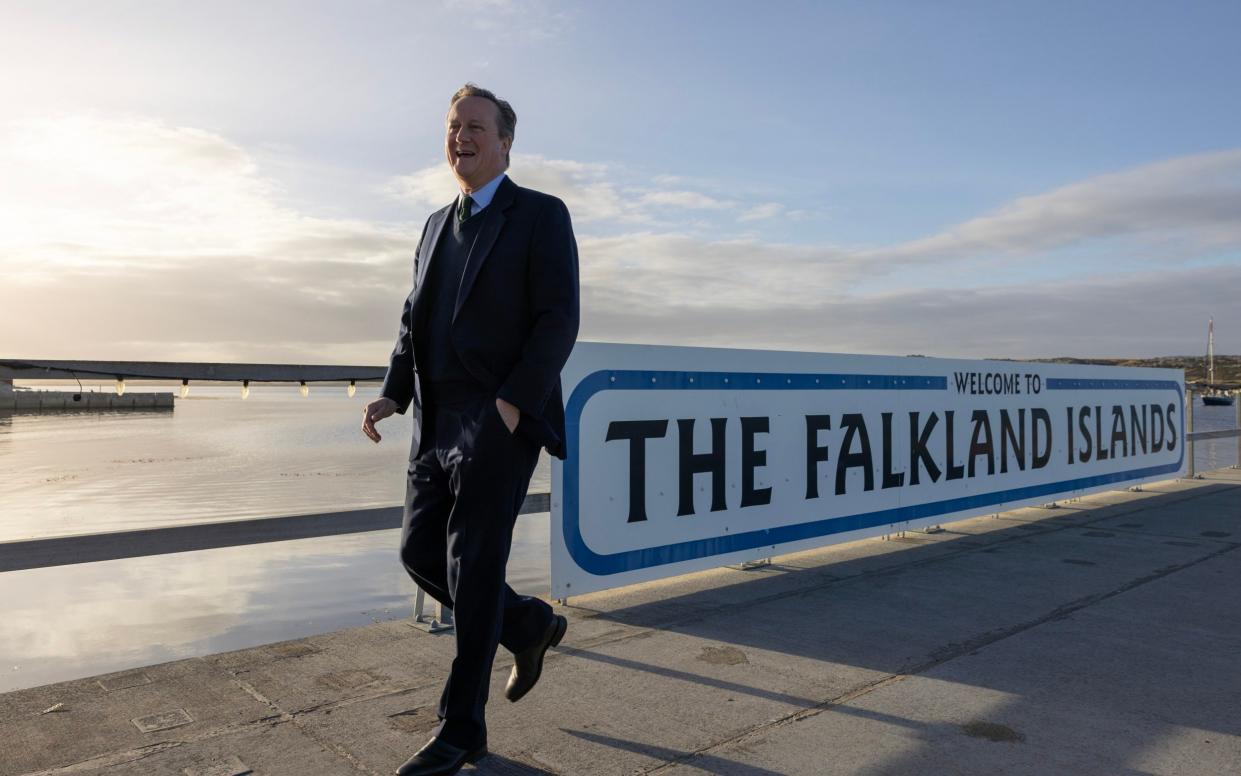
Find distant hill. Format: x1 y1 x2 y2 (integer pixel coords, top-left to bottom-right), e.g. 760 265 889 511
1014 355 1241 389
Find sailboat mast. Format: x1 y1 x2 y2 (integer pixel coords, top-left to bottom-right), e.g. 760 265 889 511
1208 317 1215 386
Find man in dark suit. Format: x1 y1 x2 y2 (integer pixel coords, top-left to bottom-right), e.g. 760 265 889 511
362 83 579 776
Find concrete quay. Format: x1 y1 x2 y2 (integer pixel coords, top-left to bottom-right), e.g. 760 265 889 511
0 391 174 412
3 469 1239 775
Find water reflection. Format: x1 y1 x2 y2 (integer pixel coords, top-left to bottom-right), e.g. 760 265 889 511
0 516 550 692
0 386 550 541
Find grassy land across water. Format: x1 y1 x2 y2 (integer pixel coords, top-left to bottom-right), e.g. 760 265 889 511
1011 355 1241 390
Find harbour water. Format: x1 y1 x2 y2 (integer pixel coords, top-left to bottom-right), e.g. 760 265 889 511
0 384 550 540
0 385 1235 692
0 385 550 692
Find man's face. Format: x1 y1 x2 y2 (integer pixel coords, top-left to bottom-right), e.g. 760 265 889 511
445 96 511 192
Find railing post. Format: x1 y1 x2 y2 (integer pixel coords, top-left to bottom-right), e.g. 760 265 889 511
1187 389 1196 479
1235 393 1240 469
412 586 454 633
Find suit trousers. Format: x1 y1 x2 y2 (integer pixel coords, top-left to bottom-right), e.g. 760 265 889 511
399 390 551 750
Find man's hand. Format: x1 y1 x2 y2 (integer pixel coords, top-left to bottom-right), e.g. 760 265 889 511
496 397 520 434
362 397 399 443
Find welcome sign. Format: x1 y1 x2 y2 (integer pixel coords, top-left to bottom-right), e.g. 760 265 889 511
550 343 1185 598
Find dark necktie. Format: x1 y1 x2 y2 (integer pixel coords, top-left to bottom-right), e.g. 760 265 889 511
457 195 474 223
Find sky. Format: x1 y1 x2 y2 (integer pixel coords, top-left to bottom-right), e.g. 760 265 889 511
1 0 1239 364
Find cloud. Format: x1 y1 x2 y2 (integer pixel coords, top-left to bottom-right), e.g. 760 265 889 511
390 146 1241 281
388 154 635 223
3 114 1239 364
0 114 416 362
739 202 784 221
867 149 1241 266
638 190 733 210
579 232 855 310
443 0 572 40
0 113 416 271
580 262 1241 359
0 115 414 281
387 154 761 226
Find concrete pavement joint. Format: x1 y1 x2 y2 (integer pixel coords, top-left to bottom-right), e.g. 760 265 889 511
1091 525 1239 545
13 714 291 776
226 677 294 724
14 664 401 776
16 743 186 776
224 670 383 775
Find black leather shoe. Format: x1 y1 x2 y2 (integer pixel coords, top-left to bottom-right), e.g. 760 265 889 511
505 614 567 702
395 737 486 776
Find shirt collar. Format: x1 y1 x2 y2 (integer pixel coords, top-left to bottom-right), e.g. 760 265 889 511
460 172 506 213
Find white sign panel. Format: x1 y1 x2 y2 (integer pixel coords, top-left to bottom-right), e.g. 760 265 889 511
550 343 1185 598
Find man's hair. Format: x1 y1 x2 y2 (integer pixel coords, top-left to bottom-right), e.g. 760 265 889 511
451 83 516 167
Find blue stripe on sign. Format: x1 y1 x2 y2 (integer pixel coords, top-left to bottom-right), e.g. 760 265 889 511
569 371 947 392
1047 378 1180 392
562 370 1182 577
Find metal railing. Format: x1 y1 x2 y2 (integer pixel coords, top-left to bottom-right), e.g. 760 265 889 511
1186 389 1241 479
0 492 552 633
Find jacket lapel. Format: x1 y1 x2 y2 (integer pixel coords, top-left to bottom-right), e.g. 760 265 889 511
452 176 516 325
408 206 449 338
414 206 451 294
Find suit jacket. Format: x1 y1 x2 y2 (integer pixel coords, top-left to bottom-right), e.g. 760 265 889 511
380 176 580 460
